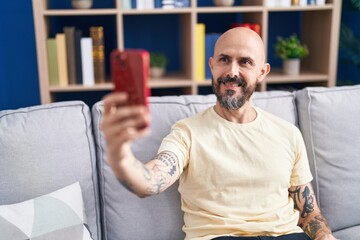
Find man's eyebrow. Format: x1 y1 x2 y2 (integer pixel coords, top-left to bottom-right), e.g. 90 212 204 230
239 56 255 65
217 53 230 58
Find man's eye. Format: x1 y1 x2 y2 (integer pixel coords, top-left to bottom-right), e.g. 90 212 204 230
240 59 252 65
219 57 228 63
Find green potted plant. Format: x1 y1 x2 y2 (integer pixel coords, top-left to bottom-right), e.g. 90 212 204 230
150 52 168 78
275 34 309 75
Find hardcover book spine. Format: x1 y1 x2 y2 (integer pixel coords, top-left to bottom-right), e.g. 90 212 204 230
74 29 83 84
64 27 77 85
81 38 95 86
90 26 106 84
55 33 69 87
195 23 205 82
121 0 132 9
46 38 59 86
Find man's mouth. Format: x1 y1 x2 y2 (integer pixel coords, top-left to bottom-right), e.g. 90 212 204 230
224 82 242 87
218 76 245 88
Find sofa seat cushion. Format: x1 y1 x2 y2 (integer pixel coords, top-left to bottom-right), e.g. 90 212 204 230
92 91 297 240
0 101 101 240
296 85 360 234
333 225 360 240
0 182 93 240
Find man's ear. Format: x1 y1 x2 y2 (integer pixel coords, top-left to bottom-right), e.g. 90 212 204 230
257 63 270 83
209 57 214 71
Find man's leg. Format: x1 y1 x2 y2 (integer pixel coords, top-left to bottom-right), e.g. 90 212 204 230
212 236 258 240
274 233 311 240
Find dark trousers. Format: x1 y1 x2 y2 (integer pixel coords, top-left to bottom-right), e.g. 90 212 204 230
212 232 311 240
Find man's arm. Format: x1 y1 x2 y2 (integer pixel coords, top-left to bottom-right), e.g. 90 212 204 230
100 92 181 198
289 183 337 240
114 150 181 198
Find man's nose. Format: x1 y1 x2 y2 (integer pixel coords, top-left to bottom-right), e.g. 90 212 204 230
228 62 239 78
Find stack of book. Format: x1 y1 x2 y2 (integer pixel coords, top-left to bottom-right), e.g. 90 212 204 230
121 0 190 9
265 0 325 7
46 26 106 87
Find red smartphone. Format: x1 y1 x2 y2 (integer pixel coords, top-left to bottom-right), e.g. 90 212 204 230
110 49 150 107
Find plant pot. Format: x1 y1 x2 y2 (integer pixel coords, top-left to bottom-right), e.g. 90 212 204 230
213 0 235 7
71 0 93 9
150 67 165 78
283 59 300 75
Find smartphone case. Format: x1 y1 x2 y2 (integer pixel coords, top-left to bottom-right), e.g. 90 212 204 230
110 49 150 107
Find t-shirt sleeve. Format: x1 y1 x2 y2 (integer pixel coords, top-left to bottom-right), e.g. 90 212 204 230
157 121 191 175
290 127 313 186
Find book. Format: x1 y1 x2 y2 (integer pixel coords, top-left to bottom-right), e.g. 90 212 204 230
205 33 221 80
55 33 69 87
46 38 59 86
74 29 83 84
64 27 77 85
90 26 106 84
195 23 205 82
145 0 154 9
121 0 132 9
136 0 145 9
80 38 95 86
155 0 162 8
162 0 175 8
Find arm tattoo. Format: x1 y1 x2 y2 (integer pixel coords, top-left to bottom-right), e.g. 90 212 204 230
300 215 331 239
290 185 332 238
146 151 179 195
289 186 314 217
117 152 179 196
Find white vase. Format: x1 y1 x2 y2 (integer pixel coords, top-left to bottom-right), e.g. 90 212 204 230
283 59 300 75
71 0 93 9
150 67 165 78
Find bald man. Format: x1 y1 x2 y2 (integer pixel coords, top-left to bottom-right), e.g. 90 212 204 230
101 27 336 240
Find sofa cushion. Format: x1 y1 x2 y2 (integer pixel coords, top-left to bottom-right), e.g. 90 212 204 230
92 90 296 240
0 182 93 240
0 101 101 240
296 85 360 233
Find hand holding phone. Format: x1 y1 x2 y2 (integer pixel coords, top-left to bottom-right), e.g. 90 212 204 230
110 49 150 107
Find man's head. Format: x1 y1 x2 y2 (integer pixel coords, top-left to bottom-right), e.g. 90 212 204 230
209 27 270 110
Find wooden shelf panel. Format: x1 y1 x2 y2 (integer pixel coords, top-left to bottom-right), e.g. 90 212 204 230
267 69 328 84
43 9 118 16
122 8 192 15
49 80 192 92
196 6 263 13
267 4 333 12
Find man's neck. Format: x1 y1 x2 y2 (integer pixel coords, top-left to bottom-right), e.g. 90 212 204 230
213 101 257 124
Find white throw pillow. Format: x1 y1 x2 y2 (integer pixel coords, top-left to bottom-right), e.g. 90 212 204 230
0 182 93 240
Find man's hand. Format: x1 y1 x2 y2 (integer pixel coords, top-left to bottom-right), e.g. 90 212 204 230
100 92 150 170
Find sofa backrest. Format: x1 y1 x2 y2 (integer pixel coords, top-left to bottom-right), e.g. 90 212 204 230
296 85 360 239
0 101 101 240
92 90 297 240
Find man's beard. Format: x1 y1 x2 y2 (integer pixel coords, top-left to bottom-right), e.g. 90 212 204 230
212 76 256 110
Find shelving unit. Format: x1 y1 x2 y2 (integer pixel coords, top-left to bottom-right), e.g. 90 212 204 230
32 0 342 104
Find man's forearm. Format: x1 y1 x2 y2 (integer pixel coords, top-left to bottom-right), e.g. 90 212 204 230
289 185 334 239
298 211 332 239
110 151 180 198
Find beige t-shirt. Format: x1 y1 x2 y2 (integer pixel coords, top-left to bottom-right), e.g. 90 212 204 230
158 106 313 240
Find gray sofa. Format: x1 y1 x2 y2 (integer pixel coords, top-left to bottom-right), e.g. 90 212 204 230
0 85 359 240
